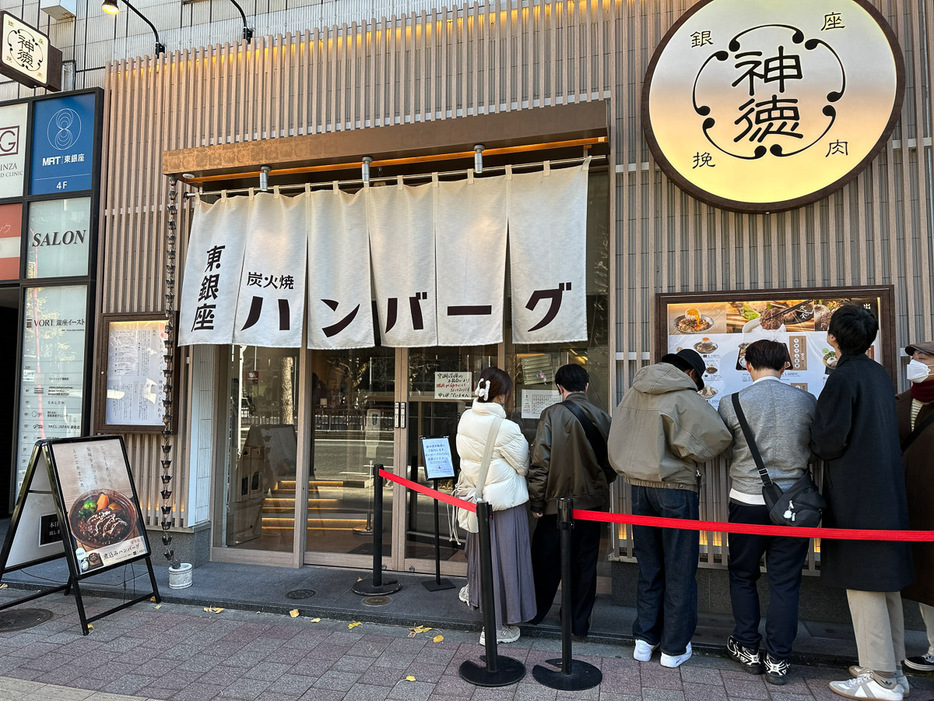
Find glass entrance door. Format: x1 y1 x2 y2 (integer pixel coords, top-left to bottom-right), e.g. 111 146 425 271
304 345 396 563
402 345 497 574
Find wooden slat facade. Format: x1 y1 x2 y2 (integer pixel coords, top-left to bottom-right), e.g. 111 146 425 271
6 0 929 565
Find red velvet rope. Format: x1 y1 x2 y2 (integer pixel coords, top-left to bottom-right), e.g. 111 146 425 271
378 468 934 542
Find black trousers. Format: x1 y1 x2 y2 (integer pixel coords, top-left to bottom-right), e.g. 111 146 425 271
728 501 810 660
530 514 601 637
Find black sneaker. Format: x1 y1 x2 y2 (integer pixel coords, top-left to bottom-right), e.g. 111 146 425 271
764 653 789 685
727 636 763 674
904 653 934 672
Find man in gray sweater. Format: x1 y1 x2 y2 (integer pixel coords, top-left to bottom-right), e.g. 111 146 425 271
717 340 816 686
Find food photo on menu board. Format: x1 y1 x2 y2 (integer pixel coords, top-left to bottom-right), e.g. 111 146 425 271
665 297 883 408
51 440 148 574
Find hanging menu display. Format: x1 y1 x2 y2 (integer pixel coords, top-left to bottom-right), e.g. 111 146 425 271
657 287 895 409
17 284 88 489
100 315 173 431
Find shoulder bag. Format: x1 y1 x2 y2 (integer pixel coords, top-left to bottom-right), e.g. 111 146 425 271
560 400 617 484
455 416 503 533
731 393 825 528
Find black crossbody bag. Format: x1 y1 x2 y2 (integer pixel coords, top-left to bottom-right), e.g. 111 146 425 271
560 400 617 484
731 393 825 528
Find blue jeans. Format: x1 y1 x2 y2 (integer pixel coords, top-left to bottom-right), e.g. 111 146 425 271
631 485 699 656
728 501 809 660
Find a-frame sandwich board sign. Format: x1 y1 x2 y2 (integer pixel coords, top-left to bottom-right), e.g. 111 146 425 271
0 436 161 634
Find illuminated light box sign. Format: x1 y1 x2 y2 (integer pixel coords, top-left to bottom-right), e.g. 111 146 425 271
30 92 96 195
642 0 904 212
0 12 61 91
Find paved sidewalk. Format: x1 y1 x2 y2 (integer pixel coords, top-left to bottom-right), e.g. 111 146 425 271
0 589 932 701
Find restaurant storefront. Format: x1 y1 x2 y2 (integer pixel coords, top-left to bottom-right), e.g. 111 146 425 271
1 0 929 593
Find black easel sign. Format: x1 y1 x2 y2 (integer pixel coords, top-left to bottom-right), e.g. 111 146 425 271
418 436 455 592
0 436 160 634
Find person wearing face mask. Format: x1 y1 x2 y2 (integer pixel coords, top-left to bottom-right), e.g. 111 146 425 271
898 341 934 673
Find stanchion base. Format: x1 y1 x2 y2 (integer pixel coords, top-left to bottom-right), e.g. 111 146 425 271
459 656 525 687
421 578 455 592
532 659 602 691
351 577 402 596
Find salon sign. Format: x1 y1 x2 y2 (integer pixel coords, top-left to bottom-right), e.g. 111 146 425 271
642 0 903 212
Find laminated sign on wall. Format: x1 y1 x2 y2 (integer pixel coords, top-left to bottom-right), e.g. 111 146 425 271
179 163 590 349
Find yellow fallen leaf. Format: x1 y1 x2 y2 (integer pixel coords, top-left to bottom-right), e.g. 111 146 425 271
289 609 299 618
87 624 93 630
408 625 433 637
433 635 444 643
149 596 156 602
0 584 7 589
203 606 224 614
154 604 162 610
405 675 416 682
311 618 321 622
348 621 361 629
357 577 363 582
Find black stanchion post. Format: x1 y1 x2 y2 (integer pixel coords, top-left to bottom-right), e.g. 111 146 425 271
459 500 525 687
532 497 602 690
422 478 454 591
352 463 402 596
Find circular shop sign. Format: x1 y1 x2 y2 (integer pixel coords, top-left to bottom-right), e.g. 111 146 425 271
642 0 904 212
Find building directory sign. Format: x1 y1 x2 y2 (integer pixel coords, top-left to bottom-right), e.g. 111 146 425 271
657 287 894 410
17 284 88 490
0 101 27 198
643 0 904 212
30 92 95 195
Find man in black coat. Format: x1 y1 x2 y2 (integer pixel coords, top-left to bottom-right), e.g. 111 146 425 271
811 305 913 701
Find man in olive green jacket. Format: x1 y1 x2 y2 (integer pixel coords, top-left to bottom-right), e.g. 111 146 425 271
528 364 611 639
607 349 731 668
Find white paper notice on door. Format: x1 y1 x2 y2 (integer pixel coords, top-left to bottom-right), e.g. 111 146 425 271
522 389 562 419
434 371 473 400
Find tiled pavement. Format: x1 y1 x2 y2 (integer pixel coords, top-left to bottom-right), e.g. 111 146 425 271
0 590 932 701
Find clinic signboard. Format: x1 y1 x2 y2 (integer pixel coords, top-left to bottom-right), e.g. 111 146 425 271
0 102 27 198
642 0 904 212
30 92 96 195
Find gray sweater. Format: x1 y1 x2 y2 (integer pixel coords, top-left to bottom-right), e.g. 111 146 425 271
717 378 817 499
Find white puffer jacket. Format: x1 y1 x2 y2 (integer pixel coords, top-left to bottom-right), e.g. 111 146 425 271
455 399 530 511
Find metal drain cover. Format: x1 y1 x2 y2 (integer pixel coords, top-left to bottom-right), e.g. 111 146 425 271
286 589 316 600
362 596 391 607
0 609 52 632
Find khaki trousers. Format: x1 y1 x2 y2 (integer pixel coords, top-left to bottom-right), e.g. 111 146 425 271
846 589 905 673
921 602 934 654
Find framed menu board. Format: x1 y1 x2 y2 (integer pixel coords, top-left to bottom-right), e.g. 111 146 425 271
97 313 177 433
656 286 896 409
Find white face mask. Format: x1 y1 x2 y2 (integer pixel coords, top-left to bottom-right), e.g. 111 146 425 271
907 359 933 384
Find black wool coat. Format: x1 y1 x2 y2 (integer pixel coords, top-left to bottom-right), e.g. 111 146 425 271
898 390 934 606
810 353 913 592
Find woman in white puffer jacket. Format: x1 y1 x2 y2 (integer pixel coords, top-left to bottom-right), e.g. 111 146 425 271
455 367 536 645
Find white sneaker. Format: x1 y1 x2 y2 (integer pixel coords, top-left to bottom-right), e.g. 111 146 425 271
660 643 693 668
830 672 903 700
458 584 470 607
479 624 520 645
633 639 659 661
849 666 909 697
